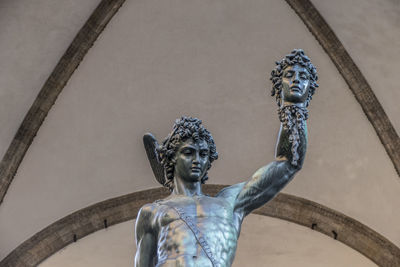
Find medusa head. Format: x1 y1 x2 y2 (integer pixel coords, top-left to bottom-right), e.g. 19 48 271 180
270 49 318 107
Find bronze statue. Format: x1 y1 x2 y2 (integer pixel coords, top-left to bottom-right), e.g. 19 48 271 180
135 49 318 267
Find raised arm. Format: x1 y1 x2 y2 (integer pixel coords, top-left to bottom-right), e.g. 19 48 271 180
135 204 158 267
232 49 318 219
233 118 307 218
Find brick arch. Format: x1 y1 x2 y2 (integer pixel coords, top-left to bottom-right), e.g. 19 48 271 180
1 185 399 266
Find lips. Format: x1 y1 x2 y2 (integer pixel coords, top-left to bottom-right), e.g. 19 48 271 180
191 167 201 172
290 86 301 93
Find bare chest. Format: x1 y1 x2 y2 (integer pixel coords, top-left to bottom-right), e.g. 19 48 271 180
155 196 239 266
158 196 234 224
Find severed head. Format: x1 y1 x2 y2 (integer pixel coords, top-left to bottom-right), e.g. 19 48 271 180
270 49 318 107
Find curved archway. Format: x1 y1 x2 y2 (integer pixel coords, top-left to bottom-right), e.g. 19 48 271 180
2 185 399 267
1 0 399 207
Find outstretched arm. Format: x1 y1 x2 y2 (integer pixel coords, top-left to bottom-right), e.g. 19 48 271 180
135 204 157 267
233 117 307 218
220 49 317 220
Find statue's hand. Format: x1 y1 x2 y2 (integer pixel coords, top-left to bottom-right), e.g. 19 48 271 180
277 104 308 166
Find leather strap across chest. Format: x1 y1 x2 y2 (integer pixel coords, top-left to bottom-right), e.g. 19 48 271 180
158 202 219 267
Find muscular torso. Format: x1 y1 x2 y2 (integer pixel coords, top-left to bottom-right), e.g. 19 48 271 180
136 161 299 267
153 195 242 267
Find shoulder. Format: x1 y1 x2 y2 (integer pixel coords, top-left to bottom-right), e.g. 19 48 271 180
138 202 159 217
135 202 164 239
136 202 161 228
216 182 246 202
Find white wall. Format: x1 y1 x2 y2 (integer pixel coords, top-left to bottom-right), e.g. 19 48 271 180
0 0 101 159
313 0 400 133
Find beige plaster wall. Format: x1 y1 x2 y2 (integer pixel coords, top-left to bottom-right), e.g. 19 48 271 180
40 216 377 267
313 0 400 133
0 0 101 159
1 0 399 263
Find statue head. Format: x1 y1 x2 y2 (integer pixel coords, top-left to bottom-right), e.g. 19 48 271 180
158 116 218 191
270 49 318 107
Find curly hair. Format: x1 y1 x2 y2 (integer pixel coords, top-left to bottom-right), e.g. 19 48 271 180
270 49 319 107
157 116 218 191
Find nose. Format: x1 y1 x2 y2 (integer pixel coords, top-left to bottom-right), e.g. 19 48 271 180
293 72 300 83
192 152 200 165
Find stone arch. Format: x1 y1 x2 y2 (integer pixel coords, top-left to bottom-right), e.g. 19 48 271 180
1 0 399 207
1 185 399 266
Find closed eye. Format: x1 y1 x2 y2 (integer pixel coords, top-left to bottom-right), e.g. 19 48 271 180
200 150 209 157
182 149 193 155
300 72 308 80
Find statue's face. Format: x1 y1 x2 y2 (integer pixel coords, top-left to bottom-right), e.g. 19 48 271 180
281 64 310 104
174 138 210 183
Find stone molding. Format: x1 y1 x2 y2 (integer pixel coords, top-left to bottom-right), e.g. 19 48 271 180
285 0 400 176
1 186 399 266
0 0 127 205
1 0 399 208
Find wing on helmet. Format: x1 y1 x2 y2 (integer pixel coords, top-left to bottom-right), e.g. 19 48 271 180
143 133 166 186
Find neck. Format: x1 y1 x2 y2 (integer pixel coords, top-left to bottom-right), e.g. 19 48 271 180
282 101 306 108
172 177 203 197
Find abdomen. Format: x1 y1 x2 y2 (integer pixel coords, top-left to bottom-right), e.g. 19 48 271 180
157 217 239 267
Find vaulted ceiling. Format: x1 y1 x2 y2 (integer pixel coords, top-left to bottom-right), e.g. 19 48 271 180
0 0 399 266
